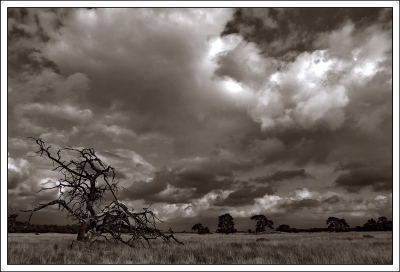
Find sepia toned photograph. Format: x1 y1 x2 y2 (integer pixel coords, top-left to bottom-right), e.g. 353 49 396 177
2 2 399 270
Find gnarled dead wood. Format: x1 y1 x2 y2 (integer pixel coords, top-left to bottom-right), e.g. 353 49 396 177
21 138 184 247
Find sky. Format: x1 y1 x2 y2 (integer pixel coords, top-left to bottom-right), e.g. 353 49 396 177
5 6 397 232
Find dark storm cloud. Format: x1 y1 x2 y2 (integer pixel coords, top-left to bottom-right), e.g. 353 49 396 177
120 157 238 203
120 169 170 201
120 156 313 205
7 166 28 190
323 195 342 204
7 8 261 159
333 161 392 192
281 198 321 211
31 9 237 139
257 124 391 167
261 169 313 182
221 8 391 57
214 168 313 207
214 185 275 206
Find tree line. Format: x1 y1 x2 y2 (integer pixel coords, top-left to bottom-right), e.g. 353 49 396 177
190 214 392 235
8 214 80 234
8 212 393 234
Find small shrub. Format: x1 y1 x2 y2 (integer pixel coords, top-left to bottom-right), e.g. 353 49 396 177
363 235 374 238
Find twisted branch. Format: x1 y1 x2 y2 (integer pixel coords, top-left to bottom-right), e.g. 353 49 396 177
22 138 184 247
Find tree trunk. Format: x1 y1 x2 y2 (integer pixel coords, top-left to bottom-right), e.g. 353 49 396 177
76 220 91 241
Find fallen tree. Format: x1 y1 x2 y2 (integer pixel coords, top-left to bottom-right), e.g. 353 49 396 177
21 138 184 247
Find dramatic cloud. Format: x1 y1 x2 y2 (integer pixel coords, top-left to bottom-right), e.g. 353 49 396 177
6 7 393 229
215 19 391 132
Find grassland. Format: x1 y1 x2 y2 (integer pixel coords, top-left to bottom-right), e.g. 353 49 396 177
7 231 392 264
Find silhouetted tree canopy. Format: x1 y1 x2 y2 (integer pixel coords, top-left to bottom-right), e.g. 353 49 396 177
326 217 350 232
8 214 20 232
276 224 291 233
191 223 210 235
217 213 236 234
357 217 393 231
250 215 273 233
377 217 392 230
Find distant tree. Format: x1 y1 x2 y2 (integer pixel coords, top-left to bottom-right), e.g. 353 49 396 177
361 217 392 231
217 213 237 234
250 215 273 234
191 223 204 234
276 224 291 233
191 223 210 235
326 217 350 232
291 228 298 233
7 214 19 232
363 218 378 231
248 229 253 234
202 227 210 234
377 216 392 231
354 226 362 232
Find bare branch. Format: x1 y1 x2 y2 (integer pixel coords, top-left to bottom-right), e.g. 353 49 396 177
20 199 77 223
23 138 184 247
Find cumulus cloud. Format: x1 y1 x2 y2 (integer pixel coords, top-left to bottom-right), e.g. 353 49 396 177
234 48 351 131
214 34 280 88
215 15 391 134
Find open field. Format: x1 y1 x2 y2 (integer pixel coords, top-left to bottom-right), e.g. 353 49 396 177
7 231 392 264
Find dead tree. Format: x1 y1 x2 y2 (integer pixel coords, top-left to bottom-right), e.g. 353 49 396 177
21 138 184 247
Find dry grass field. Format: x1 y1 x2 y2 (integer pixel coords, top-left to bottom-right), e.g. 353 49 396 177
7 231 392 265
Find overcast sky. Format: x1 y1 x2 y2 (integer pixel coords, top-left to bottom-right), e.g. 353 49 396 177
6 7 395 231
